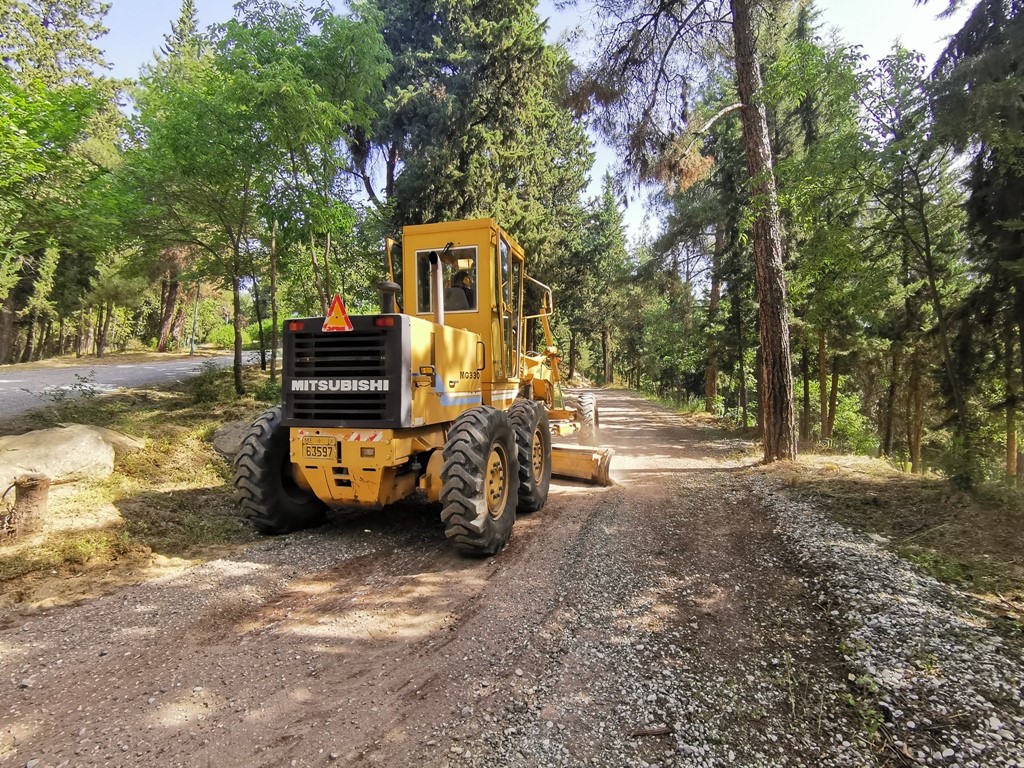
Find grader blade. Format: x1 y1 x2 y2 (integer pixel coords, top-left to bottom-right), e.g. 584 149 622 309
551 444 614 486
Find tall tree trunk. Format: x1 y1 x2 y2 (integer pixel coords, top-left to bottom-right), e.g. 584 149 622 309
157 278 180 353
882 346 901 457
169 301 186 348
76 310 85 358
158 277 168 338
243 237 268 371
36 319 51 361
827 359 839 440
567 330 577 382
269 219 279 384
184 281 200 352
309 233 328 314
908 172 968 438
108 310 119 353
818 330 828 441
250 272 267 372
93 306 102 356
97 301 114 358
732 0 796 462
602 326 613 385
232 250 245 396
0 291 17 364
19 310 36 363
800 341 810 443
907 349 923 473
705 226 722 412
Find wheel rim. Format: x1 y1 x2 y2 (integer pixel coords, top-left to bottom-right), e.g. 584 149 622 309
531 427 545 482
485 444 509 518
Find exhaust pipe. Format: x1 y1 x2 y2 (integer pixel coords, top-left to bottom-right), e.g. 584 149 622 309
429 250 444 325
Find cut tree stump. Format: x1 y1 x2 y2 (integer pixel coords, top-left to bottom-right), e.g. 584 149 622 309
4 473 51 539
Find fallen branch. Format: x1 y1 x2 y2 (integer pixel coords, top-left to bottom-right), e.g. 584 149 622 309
629 726 673 738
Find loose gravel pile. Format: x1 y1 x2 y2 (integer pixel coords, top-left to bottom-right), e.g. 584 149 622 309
755 476 1024 768
434 477 876 768
431 470 1024 768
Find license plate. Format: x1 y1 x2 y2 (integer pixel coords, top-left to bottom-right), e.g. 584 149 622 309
301 436 337 460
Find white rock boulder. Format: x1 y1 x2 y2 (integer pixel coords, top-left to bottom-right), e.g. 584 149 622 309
0 424 144 490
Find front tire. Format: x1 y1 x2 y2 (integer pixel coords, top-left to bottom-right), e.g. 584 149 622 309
508 400 551 513
440 406 519 556
576 393 600 446
233 406 327 534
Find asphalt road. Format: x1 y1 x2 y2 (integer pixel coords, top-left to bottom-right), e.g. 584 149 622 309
0 353 253 420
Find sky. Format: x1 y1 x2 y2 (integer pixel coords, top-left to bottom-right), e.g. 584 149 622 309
98 0 973 237
101 0 971 81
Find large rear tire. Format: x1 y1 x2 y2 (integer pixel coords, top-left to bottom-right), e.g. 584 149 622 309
440 406 519 556
508 400 551 513
233 406 327 535
576 393 600 446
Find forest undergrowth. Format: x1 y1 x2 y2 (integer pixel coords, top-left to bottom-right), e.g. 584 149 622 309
0 367 272 608
761 453 1024 630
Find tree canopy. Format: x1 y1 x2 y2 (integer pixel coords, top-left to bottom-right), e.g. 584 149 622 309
3 0 1023 486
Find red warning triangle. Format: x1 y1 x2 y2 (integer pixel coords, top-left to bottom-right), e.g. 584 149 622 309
322 294 353 332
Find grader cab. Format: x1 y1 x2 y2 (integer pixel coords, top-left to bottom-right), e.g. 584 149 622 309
233 218 612 555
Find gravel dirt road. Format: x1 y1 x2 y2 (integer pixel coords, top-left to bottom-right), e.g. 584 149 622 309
2 391 1022 768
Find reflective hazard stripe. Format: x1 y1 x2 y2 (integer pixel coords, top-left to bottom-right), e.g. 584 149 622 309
344 431 383 442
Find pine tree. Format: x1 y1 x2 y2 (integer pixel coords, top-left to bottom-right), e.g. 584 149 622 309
931 0 1024 480
159 0 203 60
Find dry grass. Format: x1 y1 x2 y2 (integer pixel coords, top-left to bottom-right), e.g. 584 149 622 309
762 452 1024 629
0 366 276 609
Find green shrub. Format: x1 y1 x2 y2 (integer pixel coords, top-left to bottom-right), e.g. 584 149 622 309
188 360 231 403
205 324 251 349
252 378 282 403
937 435 987 490
244 318 276 341
830 391 878 455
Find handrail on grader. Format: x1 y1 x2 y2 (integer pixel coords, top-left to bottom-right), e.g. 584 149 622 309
523 273 555 349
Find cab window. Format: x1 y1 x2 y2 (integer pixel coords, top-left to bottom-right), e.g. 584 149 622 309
415 246 478 314
499 236 523 376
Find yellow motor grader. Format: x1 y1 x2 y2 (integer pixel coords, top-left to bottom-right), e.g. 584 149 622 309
233 218 611 555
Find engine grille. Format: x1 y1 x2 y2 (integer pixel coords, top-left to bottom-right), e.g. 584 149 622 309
288 389 390 422
282 316 410 428
292 332 387 377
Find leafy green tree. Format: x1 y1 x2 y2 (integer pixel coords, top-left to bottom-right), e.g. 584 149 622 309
860 49 970 454
0 0 123 364
547 176 631 385
765 25 870 443
128 1 389 392
160 0 203 60
130 48 266 391
931 0 1024 480
0 0 109 87
211 1 387 375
